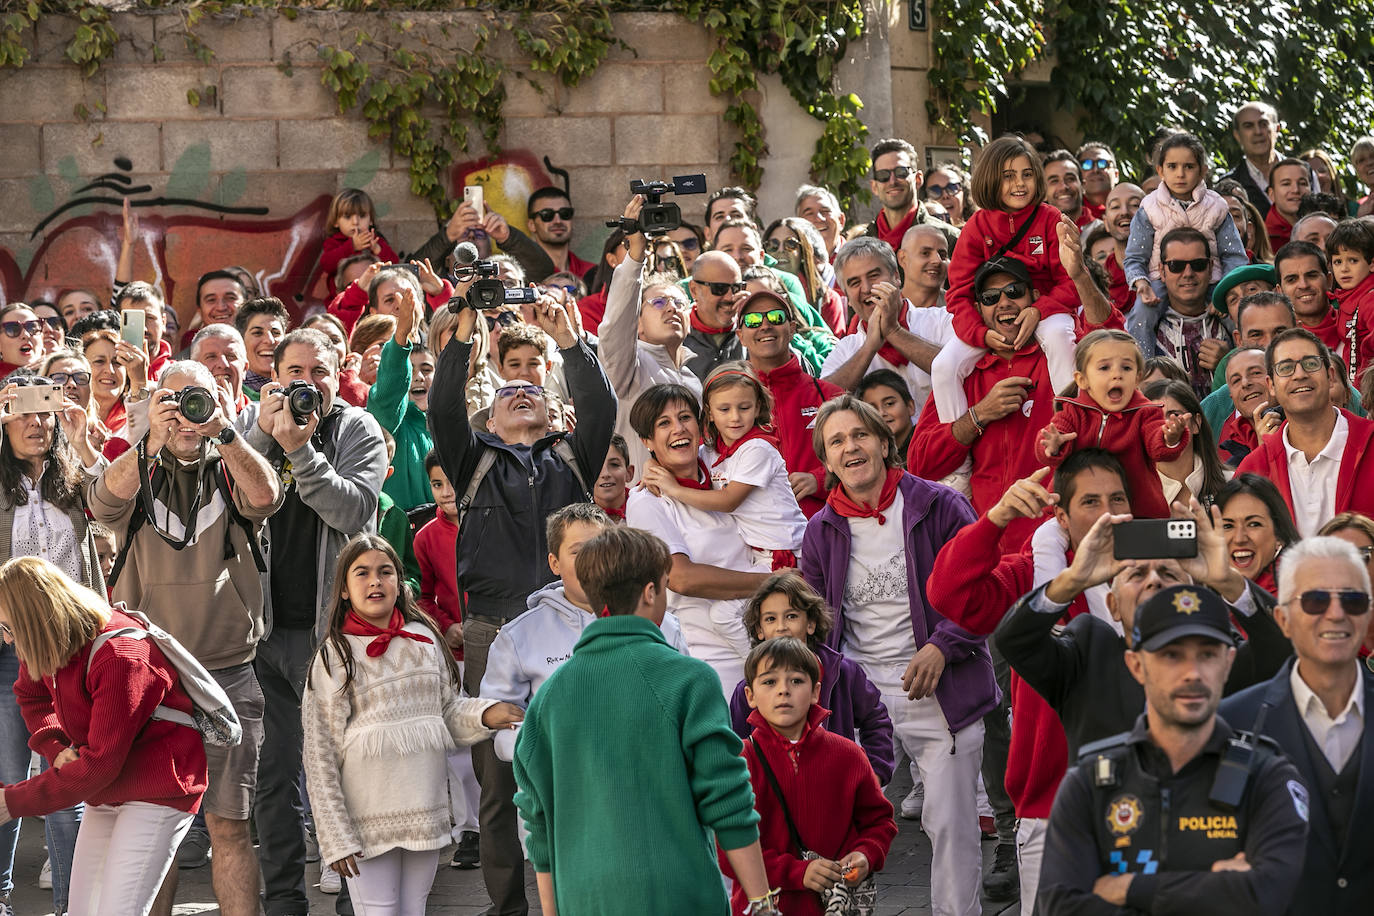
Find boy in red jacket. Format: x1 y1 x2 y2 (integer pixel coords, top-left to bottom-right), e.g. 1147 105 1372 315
1326 219 1374 387
720 638 896 916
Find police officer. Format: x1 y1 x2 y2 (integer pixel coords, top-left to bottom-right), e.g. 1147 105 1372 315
1038 584 1310 915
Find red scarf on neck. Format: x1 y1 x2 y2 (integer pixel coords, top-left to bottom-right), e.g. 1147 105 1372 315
711 426 782 466
600 489 629 521
874 207 917 251
690 309 733 336
675 459 713 491
827 467 903 525
846 307 913 368
342 608 434 657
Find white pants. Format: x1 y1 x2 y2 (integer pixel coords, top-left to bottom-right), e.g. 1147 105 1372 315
931 311 1077 422
447 747 480 836
1017 816 1049 916
67 800 193 916
345 847 441 916
867 662 984 916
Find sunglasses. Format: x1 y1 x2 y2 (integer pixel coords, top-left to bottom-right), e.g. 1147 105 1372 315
764 238 802 255
38 316 63 332
927 182 962 197
977 282 1029 306
532 207 575 222
1293 589 1371 616
873 166 913 183
49 371 91 386
546 284 579 296
1 320 42 338
1273 354 1326 377
740 308 790 329
1081 158 1114 171
495 384 546 400
485 311 519 331
644 296 687 312
1163 258 1209 274
677 237 701 252
698 280 745 297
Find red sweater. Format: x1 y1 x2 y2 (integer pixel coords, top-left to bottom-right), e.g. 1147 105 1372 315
1264 207 1293 251
1236 409 1374 524
577 289 609 336
1334 271 1374 386
947 203 1080 349
320 230 399 297
927 515 1088 817
1217 410 1258 464
754 356 845 517
1302 305 1345 356
1103 250 1134 315
337 367 369 408
1035 389 1188 519
720 705 895 916
415 509 462 660
6 609 207 817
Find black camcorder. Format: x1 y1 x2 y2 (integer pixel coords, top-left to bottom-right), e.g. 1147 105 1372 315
447 259 537 314
606 174 707 235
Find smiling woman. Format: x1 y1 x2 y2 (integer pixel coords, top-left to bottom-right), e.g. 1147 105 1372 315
1217 474 1301 596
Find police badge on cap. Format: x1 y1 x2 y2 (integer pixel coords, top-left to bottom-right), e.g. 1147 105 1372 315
1131 585 1235 652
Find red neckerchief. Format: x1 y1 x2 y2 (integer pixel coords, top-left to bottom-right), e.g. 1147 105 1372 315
874 207 917 250
342 608 434 658
711 426 782 466
846 306 913 368
601 490 628 521
827 467 903 524
690 309 733 336
675 459 713 491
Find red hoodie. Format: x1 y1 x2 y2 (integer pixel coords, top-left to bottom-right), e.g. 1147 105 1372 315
947 203 1080 349
719 705 895 916
414 509 462 660
754 356 844 517
927 514 1090 818
1034 389 1188 519
1264 206 1293 251
1236 408 1374 524
1300 304 1345 356
319 230 399 297
1333 271 1374 386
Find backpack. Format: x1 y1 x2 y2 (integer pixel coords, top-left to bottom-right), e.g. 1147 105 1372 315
457 437 592 532
85 607 242 748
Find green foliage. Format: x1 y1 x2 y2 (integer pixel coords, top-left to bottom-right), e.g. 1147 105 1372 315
926 0 1045 146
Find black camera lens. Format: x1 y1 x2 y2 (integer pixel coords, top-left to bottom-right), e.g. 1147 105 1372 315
284 380 322 426
176 386 217 425
470 278 505 310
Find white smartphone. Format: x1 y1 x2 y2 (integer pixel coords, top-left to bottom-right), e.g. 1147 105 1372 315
120 308 146 347
9 385 63 415
463 184 484 219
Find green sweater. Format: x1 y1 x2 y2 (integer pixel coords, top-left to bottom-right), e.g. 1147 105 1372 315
514 615 759 915
367 339 434 511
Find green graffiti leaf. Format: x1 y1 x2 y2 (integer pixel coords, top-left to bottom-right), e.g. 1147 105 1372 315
56 155 80 188
166 142 212 200
341 149 382 191
217 167 247 207
27 175 54 217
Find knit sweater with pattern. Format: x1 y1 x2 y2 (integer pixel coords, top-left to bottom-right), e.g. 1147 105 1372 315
301 621 496 865
513 614 760 915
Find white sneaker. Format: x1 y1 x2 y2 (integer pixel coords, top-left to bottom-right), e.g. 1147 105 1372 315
900 783 925 820
38 856 52 889
319 866 342 894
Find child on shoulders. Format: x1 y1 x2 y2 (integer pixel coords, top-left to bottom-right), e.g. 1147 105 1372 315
319 188 398 297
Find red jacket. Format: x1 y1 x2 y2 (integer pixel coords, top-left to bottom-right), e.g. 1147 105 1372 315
415 509 462 660
1217 410 1258 465
576 289 609 336
1334 271 1374 386
148 338 172 381
720 705 896 916
1236 409 1374 524
337 366 369 407
5 608 207 817
1302 305 1345 356
927 515 1088 817
948 203 1080 349
1103 250 1134 315
1034 389 1187 519
755 356 844 517
320 230 399 297
1264 206 1293 251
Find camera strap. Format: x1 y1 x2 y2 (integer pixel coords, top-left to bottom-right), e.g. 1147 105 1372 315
989 208 1038 263
750 736 813 858
134 438 204 553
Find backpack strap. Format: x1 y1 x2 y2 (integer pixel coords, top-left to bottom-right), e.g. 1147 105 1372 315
552 437 591 501
211 461 266 573
83 625 197 731
457 448 499 535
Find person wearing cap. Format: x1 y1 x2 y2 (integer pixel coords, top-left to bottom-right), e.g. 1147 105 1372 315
1213 263 1278 321
1038 582 1309 915
1220 536 1374 915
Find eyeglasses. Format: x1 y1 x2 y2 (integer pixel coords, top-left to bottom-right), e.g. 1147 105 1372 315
49 371 90 386
1272 355 1326 377
764 238 802 255
644 296 687 312
495 384 545 400
740 308 790 329
697 280 745 297
927 182 962 197
873 166 913 183
1293 589 1371 616
1 320 41 338
532 207 575 222
1163 258 1209 274
977 282 1029 306
1081 158 1114 171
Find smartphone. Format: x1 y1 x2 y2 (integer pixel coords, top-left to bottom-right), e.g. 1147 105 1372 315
1113 519 1198 561
9 385 63 415
463 184 484 219
120 309 146 348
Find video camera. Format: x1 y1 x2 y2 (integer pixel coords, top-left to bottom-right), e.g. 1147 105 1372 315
606 174 707 235
447 258 538 314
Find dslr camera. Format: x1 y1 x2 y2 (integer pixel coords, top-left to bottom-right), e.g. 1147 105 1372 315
447 259 537 314
606 174 707 235
282 380 322 426
161 386 217 425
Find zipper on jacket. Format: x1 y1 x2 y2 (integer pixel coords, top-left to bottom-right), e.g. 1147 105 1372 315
1098 411 1109 445
1159 785 1170 863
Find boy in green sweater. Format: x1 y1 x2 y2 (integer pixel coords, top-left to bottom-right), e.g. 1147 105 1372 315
513 526 780 915
367 280 435 511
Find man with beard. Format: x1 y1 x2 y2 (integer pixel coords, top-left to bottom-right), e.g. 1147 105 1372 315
526 186 595 284
681 251 746 381
1077 142 1119 217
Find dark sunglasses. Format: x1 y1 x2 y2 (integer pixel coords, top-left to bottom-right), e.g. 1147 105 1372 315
1081 158 1114 171
740 308 789 329
495 383 545 400
677 237 701 252
927 182 962 197
38 316 63 332
873 166 913 183
1294 589 1371 616
485 311 519 331
764 238 802 255
1163 258 1209 274
1273 355 1326 377
49 371 91 386
1 320 42 338
977 282 1029 306
532 207 575 222
698 280 745 297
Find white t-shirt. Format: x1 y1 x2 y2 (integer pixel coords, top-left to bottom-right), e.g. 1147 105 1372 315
702 438 806 553
838 490 918 668
820 302 953 417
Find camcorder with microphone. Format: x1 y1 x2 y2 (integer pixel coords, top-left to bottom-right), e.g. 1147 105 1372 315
606 174 707 235
446 254 538 314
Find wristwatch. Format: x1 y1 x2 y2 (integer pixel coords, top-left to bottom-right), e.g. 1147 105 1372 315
213 426 237 446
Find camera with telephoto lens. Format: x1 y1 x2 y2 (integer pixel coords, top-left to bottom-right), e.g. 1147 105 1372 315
161 386 217 425
283 380 322 426
605 174 707 235
446 259 537 313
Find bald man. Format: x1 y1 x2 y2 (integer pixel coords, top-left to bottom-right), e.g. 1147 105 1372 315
898 224 952 310
1101 182 1145 313
683 250 748 381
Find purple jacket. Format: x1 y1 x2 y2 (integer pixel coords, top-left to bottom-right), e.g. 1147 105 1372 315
800 472 997 736
728 642 895 784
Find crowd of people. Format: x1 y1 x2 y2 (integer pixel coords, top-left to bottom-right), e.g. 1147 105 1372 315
0 98 1372 916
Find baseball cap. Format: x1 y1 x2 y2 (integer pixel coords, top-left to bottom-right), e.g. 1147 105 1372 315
973 256 1033 293
734 289 796 328
1210 263 1276 316
1131 584 1235 652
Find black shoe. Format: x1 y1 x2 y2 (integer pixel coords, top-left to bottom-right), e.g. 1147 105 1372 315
176 827 211 869
982 842 1019 902
451 831 480 869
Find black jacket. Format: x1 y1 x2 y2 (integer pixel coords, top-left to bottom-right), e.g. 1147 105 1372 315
1221 159 1272 218
1039 714 1309 915
1220 660 1374 916
681 327 743 383
428 335 615 616
994 580 1291 760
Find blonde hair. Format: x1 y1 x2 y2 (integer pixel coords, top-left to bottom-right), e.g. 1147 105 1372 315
1074 328 1143 375
0 557 109 678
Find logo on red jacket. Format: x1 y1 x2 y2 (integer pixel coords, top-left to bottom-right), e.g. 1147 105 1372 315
1029 235 1045 256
